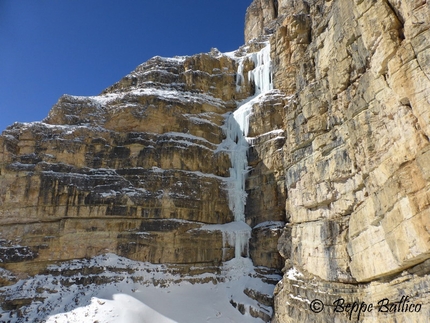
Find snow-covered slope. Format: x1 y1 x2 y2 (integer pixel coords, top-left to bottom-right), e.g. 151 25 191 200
0 254 281 323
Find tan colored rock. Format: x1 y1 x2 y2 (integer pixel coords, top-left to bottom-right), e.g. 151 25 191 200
0 38 283 294
245 0 278 43
0 50 246 274
246 91 287 229
267 0 430 322
273 260 430 323
249 222 284 268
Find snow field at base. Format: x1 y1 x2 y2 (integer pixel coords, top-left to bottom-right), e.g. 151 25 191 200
0 254 278 323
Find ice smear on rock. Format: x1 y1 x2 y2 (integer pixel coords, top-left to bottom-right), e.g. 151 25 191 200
248 45 273 95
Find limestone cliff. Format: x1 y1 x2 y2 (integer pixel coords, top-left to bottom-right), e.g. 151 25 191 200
0 46 287 268
244 0 430 322
1 0 430 322
0 35 283 321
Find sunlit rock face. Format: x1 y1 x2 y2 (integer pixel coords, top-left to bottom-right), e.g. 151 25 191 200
0 18 287 320
244 0 430 322
0 48 266 272
0 59 219 270
0 35 288 321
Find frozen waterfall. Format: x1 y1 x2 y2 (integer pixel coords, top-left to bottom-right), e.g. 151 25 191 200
225 43 273 258
248 45 273 95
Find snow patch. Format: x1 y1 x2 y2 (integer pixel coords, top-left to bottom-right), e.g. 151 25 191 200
253 221 285 230
286 267 304 281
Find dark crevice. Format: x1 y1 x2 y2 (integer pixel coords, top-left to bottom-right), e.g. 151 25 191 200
273 0 278 18
385 0 405 41
386 0 405 25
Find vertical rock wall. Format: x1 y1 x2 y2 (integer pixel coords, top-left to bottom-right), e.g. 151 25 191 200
0 40 283 284
0 36 286 322
246 0 430 321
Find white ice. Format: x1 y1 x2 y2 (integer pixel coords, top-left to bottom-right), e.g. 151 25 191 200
223 43 273 258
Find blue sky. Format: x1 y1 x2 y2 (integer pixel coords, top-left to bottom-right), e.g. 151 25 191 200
0 0 251 131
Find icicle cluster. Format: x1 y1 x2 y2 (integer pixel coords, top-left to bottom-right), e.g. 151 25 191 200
235 60 245 93
222 230 250 259
224 43 273 258
248 45 273 95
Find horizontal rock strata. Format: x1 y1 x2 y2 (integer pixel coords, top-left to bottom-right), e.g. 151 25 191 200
0 35 285 298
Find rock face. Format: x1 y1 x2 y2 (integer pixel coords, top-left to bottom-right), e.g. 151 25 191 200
244 0 430 322
0 59 220 271
1 0 430 322
0 28 283 321
0 50 273 273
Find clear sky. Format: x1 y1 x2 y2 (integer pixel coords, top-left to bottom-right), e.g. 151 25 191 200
0 0 251 132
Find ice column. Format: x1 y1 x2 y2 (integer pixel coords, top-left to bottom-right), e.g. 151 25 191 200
224 43 273 258
235 58 245 93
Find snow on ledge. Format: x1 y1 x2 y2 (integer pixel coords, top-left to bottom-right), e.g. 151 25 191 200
286 267 304 281
253 221 285 230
